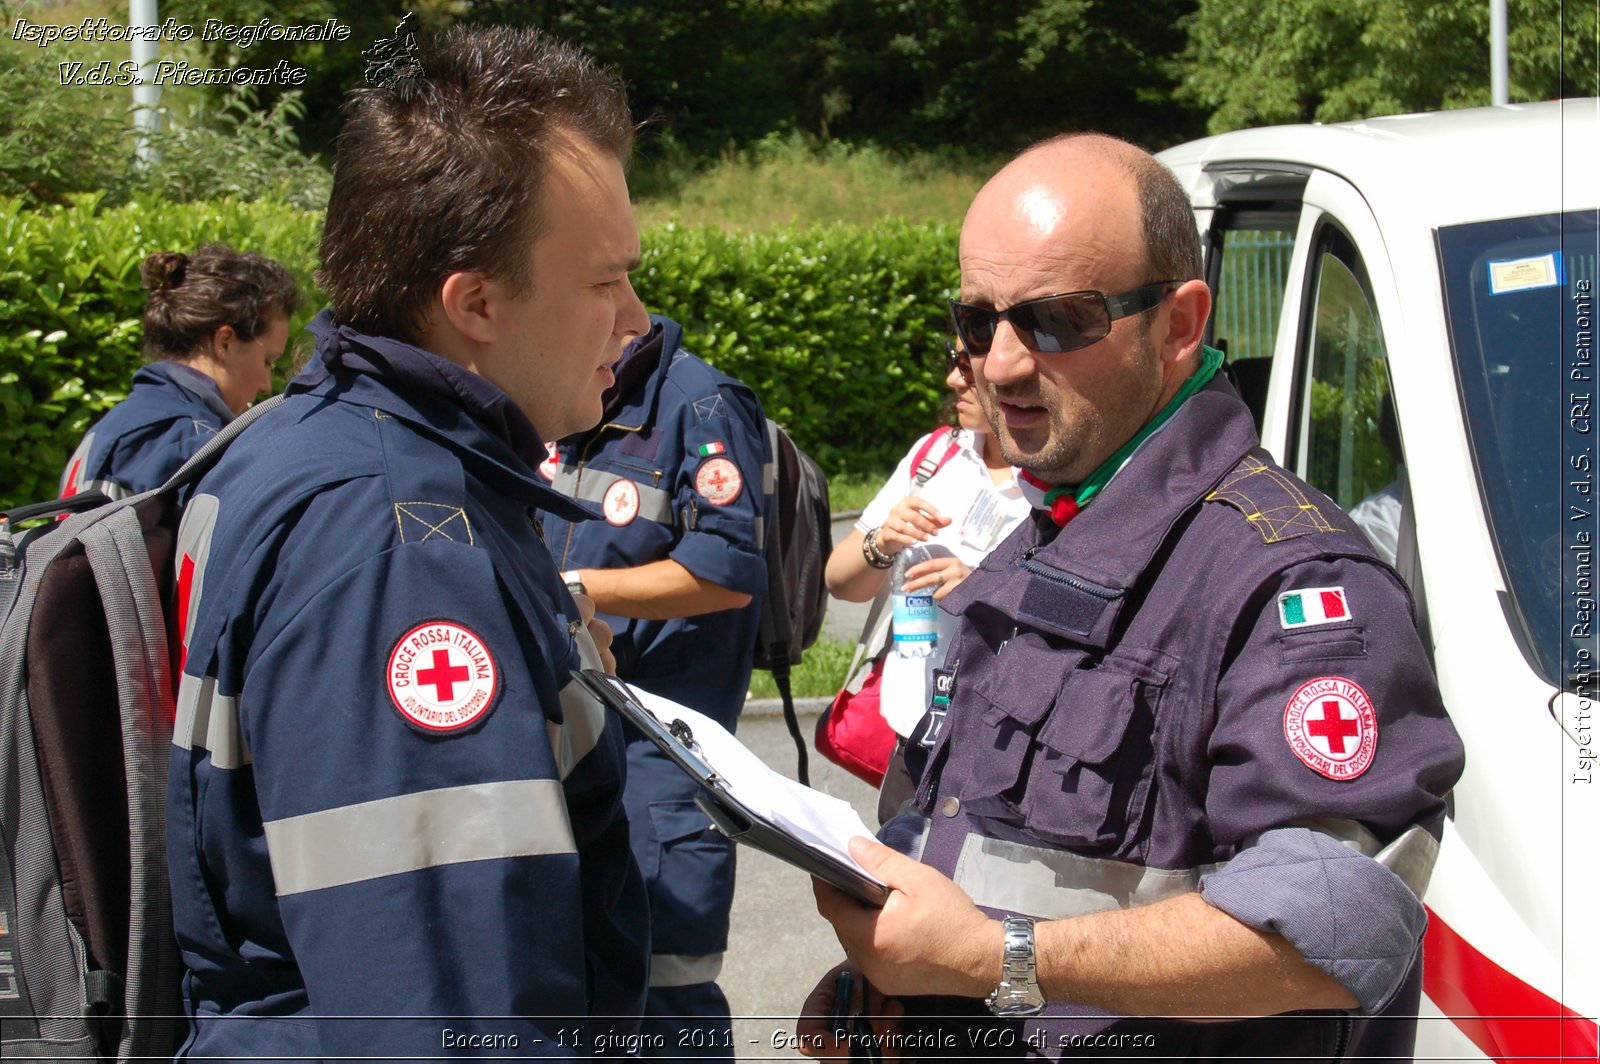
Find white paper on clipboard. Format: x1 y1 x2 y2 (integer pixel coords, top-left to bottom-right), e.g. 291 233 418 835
627 687 879 859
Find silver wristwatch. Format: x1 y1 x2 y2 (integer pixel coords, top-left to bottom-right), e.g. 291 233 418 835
985 915 1046 1017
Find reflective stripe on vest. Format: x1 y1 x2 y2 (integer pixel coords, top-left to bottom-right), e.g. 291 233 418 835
553 466 675 527
550 626 610 779
264 779 577 896
952 832 1221 920
649 952 724 988
174 671 250 769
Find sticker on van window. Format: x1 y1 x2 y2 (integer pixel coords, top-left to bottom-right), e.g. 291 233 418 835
1487 251 1564 295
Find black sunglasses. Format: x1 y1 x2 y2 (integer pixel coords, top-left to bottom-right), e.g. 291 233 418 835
944 339 972 379
947 280 1180 356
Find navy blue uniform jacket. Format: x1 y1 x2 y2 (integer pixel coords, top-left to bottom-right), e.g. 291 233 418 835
539 317 769 728
167 312 649 1059
59 361 233 499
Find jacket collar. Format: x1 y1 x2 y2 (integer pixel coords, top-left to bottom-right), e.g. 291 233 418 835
292 310 596 521
136 360 234 423
597 314 681 428
942 376 1260 639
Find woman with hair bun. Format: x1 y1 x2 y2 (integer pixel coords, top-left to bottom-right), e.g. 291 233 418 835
59 243 301 499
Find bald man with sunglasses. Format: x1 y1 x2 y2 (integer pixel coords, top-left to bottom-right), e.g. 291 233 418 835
797 134 1462 1061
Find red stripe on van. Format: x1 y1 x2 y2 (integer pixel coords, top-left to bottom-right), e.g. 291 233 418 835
1424 906 1598 1062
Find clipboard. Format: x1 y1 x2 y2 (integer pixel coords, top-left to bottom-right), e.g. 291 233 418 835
571 669 889 908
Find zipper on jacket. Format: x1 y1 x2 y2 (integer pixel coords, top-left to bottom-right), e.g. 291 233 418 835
1018 556 1123 600
1329 1014 1353 1060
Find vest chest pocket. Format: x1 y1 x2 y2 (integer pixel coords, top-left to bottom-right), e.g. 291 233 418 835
962 639 1167 855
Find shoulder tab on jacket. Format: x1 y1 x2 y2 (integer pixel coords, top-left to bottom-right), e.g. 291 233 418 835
1205 450 1341 545
371 408 475 546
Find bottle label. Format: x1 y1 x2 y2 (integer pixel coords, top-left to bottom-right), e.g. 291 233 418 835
892 592 938 642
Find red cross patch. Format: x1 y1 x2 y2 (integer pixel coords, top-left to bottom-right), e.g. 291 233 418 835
387 621 499 733
602 478 640 525
1283 676 1378 780
695 456 742 506
539 445 560 482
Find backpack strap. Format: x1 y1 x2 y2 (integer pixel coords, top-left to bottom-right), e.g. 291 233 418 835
848 427 960 670
78 509 184 1060
908 425 961 487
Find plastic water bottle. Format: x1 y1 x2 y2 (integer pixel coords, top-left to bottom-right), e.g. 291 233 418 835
891 544 937 658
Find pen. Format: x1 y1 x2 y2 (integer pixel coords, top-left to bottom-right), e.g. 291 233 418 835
853 975 881 1063
829 968 853 1041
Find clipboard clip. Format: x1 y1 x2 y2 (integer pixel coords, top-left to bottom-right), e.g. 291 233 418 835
667 718 721 784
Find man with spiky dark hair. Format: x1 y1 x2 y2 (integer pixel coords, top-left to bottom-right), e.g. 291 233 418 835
168 25 653 1059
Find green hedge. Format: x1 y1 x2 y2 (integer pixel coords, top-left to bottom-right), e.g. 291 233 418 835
634 222 959 477
0 195 324 509
1 198 959 511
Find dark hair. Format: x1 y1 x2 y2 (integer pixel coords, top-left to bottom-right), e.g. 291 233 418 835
1131 152 1203 284
317 25 634 342
140 244 301 362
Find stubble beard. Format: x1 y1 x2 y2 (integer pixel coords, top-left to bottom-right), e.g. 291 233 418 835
979 379 1086 484
978 326 1162 485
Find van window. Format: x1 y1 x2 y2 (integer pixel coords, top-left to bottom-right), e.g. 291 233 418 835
1209 221 1296 432
1296 231 1402 564
1439 210 1597 689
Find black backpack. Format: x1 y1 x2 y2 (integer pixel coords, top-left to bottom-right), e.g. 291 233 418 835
0 396 281 1061
752 420 832 784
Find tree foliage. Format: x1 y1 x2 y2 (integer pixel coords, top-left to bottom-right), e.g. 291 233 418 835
1178 0 1599 133
155 0 1208 159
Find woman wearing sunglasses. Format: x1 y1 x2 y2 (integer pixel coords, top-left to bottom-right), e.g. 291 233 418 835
825 341 1027 606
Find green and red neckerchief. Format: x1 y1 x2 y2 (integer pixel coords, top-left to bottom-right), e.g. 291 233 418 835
1017 345 1225 527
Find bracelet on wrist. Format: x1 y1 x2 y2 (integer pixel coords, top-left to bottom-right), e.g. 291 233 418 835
862 527 893 569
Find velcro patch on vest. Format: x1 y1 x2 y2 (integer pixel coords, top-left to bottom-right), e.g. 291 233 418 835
695 457 743 505
1207 455 1337 543
1283 676 1377 780
387 621 499 734
1278 587 1352 629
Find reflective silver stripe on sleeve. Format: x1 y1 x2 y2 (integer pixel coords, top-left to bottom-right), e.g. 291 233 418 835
80 478 129 502
173 672 250 769
649 952 724 988
567 469 674 526
951 833 1220 921
550 627 609 779
1293 817 1440 897
264 779 576 896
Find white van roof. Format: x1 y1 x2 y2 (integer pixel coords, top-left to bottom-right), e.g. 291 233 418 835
1157 98 1599 228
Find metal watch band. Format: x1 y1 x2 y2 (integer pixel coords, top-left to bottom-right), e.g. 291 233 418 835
985 914 1046 1017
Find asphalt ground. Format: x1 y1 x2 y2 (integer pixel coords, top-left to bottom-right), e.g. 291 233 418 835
718 512 882 1059
721 706 879 1059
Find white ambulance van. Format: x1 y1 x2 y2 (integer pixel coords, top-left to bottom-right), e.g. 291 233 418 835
1158 99 1597 1061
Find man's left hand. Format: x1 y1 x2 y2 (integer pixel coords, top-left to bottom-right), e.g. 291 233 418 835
813 837 1002 1000
570 589 617 674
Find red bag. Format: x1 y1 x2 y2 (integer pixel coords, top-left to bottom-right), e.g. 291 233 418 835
815 657 895 786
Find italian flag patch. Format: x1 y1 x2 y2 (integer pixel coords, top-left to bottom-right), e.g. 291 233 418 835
697 441 727 457
1278 587 1352 629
